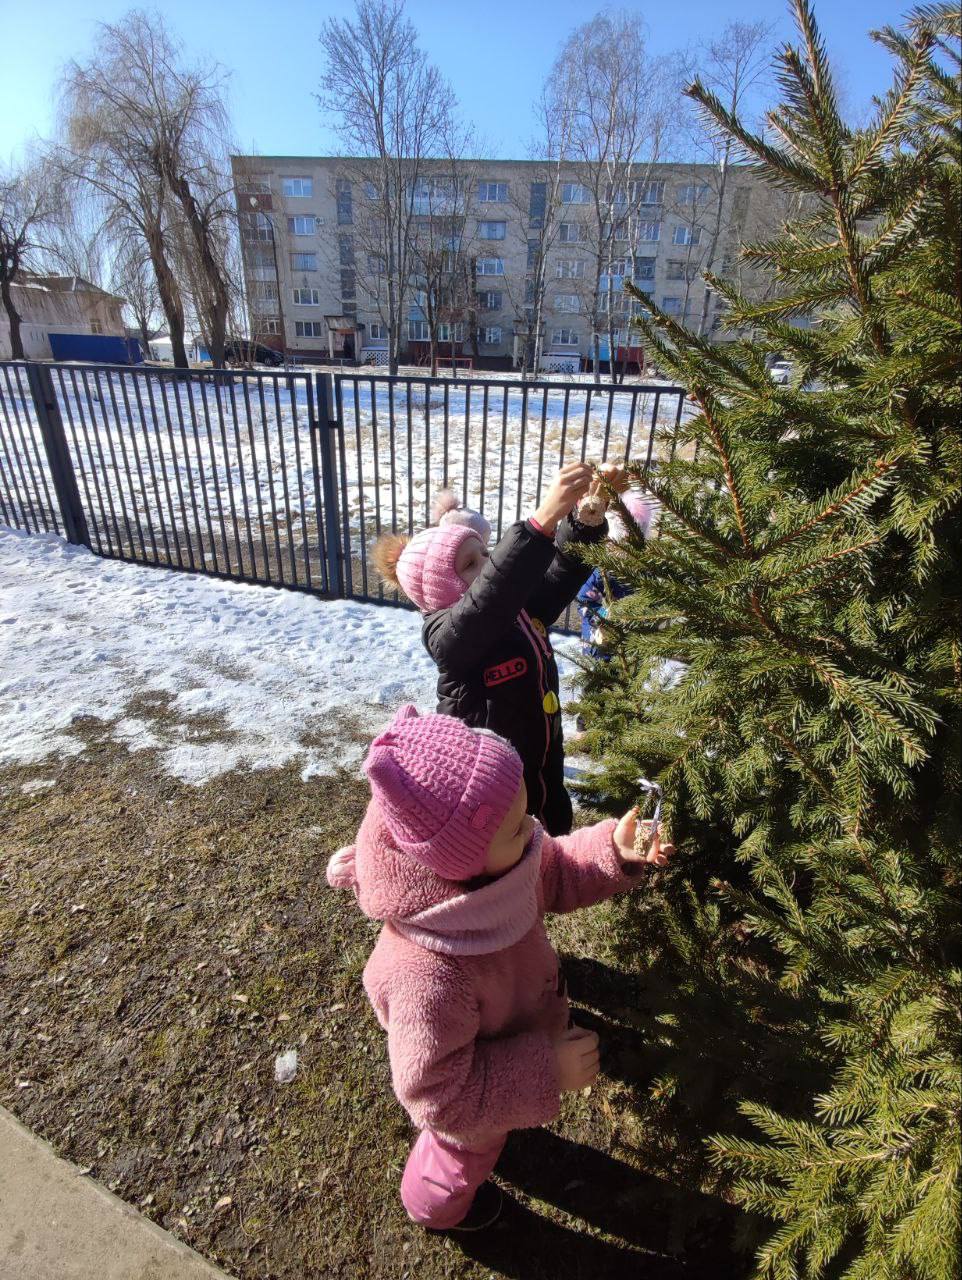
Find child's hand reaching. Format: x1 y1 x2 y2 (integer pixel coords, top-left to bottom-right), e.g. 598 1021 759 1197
532 463 594 536
554 1025 600 1092
613 810 676 872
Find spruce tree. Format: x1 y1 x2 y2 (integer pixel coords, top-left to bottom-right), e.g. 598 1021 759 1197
576 3 961 1276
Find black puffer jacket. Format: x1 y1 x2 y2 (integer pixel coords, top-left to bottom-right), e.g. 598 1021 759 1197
422 515 606 835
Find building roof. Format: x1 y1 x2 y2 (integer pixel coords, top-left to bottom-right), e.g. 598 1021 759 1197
18 273 125 304
230 153 747 172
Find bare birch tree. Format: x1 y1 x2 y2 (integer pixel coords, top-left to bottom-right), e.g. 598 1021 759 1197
0 155 60 359
508 82 579 377
318 0 461 375
681 20 774 337
550 12 673 382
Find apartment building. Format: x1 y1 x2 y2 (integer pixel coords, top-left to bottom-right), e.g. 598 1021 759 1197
230 154 773 368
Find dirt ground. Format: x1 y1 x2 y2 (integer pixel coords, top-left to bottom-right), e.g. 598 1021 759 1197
0 709 749 1279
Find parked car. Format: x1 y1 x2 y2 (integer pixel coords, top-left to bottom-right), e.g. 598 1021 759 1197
769 360 793 385
223 339 285 367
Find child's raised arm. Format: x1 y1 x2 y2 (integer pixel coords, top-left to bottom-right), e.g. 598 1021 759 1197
540 813 674 915
423 463 593 675
525 464 630 628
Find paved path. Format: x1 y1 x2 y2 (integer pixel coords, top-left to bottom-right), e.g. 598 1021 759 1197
0 1106 232 1280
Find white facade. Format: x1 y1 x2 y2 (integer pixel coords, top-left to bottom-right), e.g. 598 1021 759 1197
231 155 773 366
0 276 126 360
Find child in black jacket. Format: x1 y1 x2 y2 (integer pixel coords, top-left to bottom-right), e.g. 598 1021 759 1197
373 463 626 835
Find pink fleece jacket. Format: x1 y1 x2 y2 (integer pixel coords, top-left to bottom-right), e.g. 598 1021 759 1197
327 802 643 1148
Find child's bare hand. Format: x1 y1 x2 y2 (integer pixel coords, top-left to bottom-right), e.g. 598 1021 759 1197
533 463 594 535
613 809 676 871
554 1025 600 1092
596 463 631 495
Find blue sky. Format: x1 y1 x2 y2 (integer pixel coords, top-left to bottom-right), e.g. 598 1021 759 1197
3 0 910 166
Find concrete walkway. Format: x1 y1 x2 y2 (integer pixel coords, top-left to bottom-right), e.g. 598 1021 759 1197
0 1106 232 1280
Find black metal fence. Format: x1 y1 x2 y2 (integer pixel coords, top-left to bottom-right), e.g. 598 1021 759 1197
0 361 687 630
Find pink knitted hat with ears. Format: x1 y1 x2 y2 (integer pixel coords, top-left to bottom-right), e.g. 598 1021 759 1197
395 523 482 612
609 494 654 542
363 705 523 881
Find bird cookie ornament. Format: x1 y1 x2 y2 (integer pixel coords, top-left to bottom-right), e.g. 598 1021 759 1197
634 777 663 857
577 475 607 526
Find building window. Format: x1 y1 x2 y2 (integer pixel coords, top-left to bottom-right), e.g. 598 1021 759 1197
605 221 630 241
408 320 464 342
561 182 591 204
237 179 272 196
637 221 661 242
363 180 378 200
240 211 273 242
559 222 587 244
634 180 665 205
290 253 317 271
554 294 581 313
252 282 278 301
665 258 695 281
526 239 540 270
551 328 579 346
336 178 353 225
288 215 317 235
661 297 683 315
476 258 505 276
338 235 355 267
482 326 502 344
672 225 702 246
368 322 387 340
259 319 280 335
246 247 275 269
632 255 656 279
282 176 313 198
678 183 709 204
529 182 546 229
409 177 457 215
295 320 325 337
478 181 507 202
89 320 104 334
556 259 585 279
479 290 502 311
478 220 506 241
292 288 320 305
340 268 356 300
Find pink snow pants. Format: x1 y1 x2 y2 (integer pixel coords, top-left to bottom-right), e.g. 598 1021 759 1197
400 1129 507 1229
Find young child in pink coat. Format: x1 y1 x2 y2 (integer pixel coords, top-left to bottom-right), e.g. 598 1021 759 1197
327 704 674 1231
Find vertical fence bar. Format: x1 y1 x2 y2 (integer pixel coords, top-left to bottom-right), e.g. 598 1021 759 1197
0 365 42 532
23 362 88 545
314 371 344 597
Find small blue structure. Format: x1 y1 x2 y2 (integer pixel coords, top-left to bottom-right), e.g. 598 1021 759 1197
49 333 143 365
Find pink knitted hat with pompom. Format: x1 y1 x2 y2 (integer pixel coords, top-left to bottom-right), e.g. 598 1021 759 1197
609 494 654 542
396 523 481 612
433 489 492 544
363 705 523 881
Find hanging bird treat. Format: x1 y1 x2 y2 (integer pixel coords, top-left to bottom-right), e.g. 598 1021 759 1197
634 777 663 857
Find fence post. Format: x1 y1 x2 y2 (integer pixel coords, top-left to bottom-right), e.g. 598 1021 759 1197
314 371 344 596
24 362 89 547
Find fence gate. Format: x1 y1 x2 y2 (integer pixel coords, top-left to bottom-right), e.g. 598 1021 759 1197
0 361 340 598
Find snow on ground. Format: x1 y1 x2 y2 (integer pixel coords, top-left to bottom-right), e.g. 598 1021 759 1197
0 525 586 785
